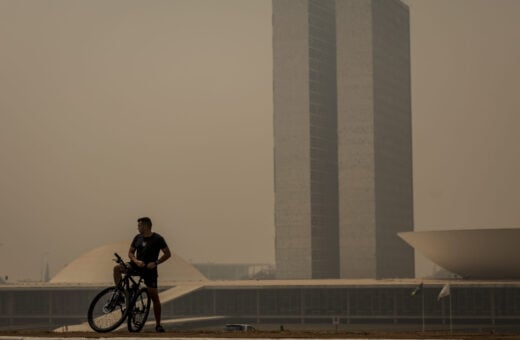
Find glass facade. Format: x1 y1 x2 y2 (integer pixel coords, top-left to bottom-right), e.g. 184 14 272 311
2 284 520 330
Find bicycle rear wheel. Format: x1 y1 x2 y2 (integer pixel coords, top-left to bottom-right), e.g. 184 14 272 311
127 287 151 332
87 286 129 332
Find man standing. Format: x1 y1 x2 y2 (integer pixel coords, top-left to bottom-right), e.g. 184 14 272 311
113 217 171 332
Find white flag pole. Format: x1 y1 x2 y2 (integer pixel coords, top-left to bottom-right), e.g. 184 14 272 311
437 283 452 332
421 287 425 332
449 290 453 332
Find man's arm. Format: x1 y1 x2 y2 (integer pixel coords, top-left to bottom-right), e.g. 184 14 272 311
156 247 171 266
128 246 145 267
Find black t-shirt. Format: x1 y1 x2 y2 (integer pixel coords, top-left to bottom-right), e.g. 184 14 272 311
131 232 168 264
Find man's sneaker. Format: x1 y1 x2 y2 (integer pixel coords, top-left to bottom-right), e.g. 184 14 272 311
115 292 125 306
102 302 115 314
102 291 124 313
155 325 165 333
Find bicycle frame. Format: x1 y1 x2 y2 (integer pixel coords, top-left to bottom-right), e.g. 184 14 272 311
88 253 151 333
114 253 145 300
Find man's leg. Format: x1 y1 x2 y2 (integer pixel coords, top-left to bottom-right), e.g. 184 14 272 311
148 287 162 327
113 264 126 286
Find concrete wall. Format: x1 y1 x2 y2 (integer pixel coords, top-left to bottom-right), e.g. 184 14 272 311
372 0 414 278
274 0 339 279
3 283 520 330
308 0 340 279
337 0 377 279
337 0 414 279
273 0 313 279
274 0 413 279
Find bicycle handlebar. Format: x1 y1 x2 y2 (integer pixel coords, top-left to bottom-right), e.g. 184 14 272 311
114 253 126 266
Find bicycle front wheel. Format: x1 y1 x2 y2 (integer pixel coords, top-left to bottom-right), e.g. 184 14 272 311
87 286 129 332
127 288 151 332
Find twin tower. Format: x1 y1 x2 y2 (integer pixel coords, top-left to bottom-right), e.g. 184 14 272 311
273 0 414 279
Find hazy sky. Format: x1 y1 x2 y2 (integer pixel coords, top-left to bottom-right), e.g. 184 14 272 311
1 0 519 281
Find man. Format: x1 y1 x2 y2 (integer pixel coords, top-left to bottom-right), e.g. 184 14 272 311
113 217 171 333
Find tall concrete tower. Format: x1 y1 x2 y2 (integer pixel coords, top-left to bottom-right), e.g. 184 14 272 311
336 0 414 278
273 0 339 279
273 0 414 279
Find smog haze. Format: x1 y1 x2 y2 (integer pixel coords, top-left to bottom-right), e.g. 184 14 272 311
1 0 519 281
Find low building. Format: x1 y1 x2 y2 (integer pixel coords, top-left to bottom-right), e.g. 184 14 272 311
192 263 274 280
2 242 520 331
2 279 520 331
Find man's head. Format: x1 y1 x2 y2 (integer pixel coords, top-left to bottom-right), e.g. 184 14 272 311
137 217 153 234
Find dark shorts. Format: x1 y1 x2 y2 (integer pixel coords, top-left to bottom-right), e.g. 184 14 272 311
126 262 158 289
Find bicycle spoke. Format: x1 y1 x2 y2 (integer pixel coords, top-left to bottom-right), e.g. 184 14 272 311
128 288 151 332
88 287 129 332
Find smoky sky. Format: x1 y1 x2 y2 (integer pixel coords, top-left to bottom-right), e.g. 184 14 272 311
1 0 519 281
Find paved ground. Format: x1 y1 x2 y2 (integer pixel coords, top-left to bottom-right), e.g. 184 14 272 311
2 330 520 339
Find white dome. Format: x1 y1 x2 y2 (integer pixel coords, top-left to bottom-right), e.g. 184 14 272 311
50 242 207 284
399 228 520 279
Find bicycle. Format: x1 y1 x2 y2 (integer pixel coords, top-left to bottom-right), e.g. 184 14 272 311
87 253 151 332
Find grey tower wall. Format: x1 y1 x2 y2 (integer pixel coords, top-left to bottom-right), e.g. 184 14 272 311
337 0 414 278
273 0 312 279
273 0 413 279
273 0 339 279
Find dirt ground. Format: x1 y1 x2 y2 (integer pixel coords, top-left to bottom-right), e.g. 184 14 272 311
2 330 520 339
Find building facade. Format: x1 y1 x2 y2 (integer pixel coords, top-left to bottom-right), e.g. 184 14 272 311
273 0 340 279
274 0 414 279
3 281 520 331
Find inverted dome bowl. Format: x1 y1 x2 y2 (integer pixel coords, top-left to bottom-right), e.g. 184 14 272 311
399 228 520 279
